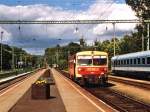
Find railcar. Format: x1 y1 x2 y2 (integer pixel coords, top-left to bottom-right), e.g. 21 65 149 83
68 51 108 85
111 51 150 79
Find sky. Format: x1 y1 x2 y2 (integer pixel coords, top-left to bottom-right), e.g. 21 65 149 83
0 0 137 55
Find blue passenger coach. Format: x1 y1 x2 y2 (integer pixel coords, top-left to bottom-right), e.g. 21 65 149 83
111 51 150 79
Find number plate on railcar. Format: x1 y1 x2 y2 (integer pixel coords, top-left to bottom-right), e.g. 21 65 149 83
87 68 99 71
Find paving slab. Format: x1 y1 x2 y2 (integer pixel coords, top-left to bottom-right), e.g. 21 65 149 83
9 69 66 112
52 68 110 112
9 83 66 112
0 69 46 112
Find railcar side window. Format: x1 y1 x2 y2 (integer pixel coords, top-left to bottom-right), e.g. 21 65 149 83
147 57 150 64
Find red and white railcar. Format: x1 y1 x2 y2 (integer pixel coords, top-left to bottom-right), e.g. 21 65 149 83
68 51 108 85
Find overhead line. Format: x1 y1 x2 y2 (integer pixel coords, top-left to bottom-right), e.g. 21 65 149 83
0 19 150 24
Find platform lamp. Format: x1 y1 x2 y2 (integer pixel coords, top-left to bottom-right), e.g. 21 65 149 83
1 31 4 72
56 38 62 67
112 23 116 56
147 23 150 50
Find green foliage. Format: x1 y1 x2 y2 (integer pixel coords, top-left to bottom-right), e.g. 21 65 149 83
45 34 145 69
0 43 42 70
45 42 81 69
126 0 150 19
126 0 150 50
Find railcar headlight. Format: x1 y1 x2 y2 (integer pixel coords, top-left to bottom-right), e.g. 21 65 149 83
101 72 104 75
78 68 81 71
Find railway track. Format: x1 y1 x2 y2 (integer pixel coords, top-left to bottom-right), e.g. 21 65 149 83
0 68 41 92
86 87 150 112
57 69 150 112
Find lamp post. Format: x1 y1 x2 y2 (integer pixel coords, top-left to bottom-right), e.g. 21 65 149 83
147 23 150 50
56 38 62 67
1 31 4 72
12 46 15 70
113 23 116 56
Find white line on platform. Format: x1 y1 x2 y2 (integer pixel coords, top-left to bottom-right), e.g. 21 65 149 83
53 69 117 112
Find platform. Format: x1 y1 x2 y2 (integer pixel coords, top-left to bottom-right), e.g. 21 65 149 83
9 79 66 112
51 68 115 112
7 68 116 112
0 69 46 112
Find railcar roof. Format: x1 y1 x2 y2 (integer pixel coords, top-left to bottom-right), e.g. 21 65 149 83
111 51 150 60
76 51 107 55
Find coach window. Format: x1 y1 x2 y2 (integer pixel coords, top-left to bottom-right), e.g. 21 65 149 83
130 59 133 65
147 57 150 64
115 60 117 66
124 60 126 65
121 60 123 64
138 58 141 64
127 59 129 65
134 59 136 64
142 58 145 64
119 60 120 65
116 60 118 65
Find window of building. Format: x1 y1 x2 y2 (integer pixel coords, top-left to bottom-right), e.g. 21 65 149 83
147 57 150 64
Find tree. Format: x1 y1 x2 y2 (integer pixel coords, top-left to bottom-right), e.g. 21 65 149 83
126 0 150 20
126 0 150 50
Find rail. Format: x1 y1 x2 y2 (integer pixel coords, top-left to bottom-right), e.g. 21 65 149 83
0 68 42 91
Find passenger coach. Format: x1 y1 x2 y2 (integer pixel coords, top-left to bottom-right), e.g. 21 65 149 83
111 51 150 78
68 51 108 85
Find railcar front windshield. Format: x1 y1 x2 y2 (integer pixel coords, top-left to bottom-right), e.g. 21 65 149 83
77 55 107 66
93 56 107 65
77 56 92 66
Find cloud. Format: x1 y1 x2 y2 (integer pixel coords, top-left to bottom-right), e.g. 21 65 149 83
92 3 137 36
0 26 12 42
0 1 137 54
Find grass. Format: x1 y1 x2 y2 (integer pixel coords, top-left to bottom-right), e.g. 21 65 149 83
0 67 35 79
